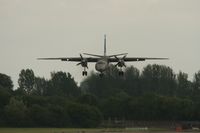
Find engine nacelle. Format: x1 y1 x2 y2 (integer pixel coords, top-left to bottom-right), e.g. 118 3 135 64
81 59 88 68
114 55 127 68
76 54 88 69
117 59 125 67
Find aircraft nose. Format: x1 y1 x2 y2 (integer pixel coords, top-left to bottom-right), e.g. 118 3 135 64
95 62 107 72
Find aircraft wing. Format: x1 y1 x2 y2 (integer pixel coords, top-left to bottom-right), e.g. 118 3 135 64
37 57 99 62
109 57 168 62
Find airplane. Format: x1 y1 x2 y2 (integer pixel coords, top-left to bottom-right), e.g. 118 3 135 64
38 35 168 77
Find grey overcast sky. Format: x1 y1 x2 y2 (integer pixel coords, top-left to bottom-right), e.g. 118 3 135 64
0 0 200 88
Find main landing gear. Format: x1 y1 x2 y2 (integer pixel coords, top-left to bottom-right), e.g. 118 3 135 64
82 67 87 76
99 73 104 78
119 71 124 76
118 67 124 76
82 71 87 76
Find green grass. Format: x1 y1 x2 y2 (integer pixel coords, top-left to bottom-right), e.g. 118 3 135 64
0 128 116 133
0 127 172 133
0 128 80 133
0 128 129 133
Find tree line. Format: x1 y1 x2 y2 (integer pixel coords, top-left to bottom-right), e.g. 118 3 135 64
0 64 200 127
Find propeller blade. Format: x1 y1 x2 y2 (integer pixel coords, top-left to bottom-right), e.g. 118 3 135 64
115 63 119 67
114 56 119 60
80 54 83 59
76 62 82 66
122 55 127 59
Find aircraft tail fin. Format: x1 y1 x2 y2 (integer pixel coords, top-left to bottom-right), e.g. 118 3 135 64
84 35 127 58
104 34 106 56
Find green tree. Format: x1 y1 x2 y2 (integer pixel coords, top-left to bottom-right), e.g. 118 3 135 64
29 104 70 127
4 97 29 126
0 89 11 108
193 70 200 89
80 65 124 98
32 77 48 96
0 73 13 107
77 93 99 106
0 88 11 126
176 71 191 97
18 69 35 95
192 70 200 100
141 64 177 96
101 92 130 120
29 104 50 127
47 71 80 97
68 103 103 127
124 66 140 95
0 73 13 126
126 93 162 120
192 71 200 119
2 65 200 127
0 73 13 91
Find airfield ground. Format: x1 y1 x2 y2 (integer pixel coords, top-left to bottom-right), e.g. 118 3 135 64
0 128 199 133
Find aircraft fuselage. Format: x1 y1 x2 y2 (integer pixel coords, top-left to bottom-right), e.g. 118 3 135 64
95 57 109 73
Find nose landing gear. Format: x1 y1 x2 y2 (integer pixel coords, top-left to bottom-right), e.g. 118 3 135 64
119 71 124 76
99 73 104 78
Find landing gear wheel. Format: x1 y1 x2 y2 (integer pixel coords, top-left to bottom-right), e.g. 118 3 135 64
119 71 124 76
82 71 87 76
99 73 104 78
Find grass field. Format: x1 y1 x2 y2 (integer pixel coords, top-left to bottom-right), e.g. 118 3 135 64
0 128 107 133
0 128 77 133
0 128 112 133
0 128 198 133
0 128 148 133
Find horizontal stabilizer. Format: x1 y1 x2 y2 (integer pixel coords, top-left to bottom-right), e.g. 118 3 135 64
108 53 128 57
83 53 103 57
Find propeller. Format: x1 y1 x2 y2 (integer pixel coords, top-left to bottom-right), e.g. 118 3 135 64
114 55 127 67
76 54 88 68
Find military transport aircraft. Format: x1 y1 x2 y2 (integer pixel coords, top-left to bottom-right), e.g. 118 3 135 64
38 35 168 77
